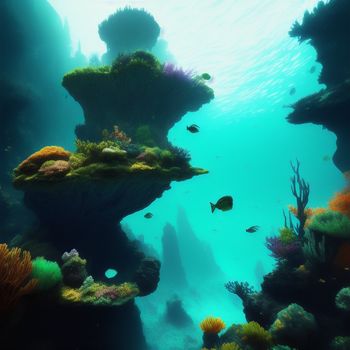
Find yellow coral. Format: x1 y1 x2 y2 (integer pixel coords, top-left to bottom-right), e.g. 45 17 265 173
240 321 272 349
220 342 241 350
200 316 226 334
61 287 81 302
17 146 71 174
130 162 156 171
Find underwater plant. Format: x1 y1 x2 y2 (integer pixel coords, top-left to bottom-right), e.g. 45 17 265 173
331 336 350 350
31 257 62 291
239 321 272 350
0 244 37 311
265 236 301 261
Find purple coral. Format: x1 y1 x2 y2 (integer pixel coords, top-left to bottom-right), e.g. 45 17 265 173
265 236 301 260
163 63 194 81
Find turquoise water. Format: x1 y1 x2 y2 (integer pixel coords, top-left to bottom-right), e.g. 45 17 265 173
7 1 345 349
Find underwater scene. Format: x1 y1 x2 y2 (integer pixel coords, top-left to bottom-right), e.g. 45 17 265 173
1 0 350 349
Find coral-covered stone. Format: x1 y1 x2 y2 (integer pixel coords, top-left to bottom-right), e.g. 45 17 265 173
134 257 160 296
17 146 71 175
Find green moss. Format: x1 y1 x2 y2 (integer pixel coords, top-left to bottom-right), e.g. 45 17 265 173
309 210 350 238
31 257 62 291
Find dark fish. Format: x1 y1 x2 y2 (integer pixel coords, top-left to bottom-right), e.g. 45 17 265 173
210 195 233 213
144 212 153 219
246 225 260 233
310 66 316 74
289 87 296 96
187 124 200 133
323 155 331 162
201 73 211 80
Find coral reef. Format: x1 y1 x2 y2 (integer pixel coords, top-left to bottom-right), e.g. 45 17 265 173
0 244 37 312
62 51 214 145
288 0 350 172
208 166 350 350
99 7 161 63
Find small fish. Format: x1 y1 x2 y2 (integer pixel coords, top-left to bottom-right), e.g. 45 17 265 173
201 73 211 80
144 212 153 219
187 124 200 133
289 87 296 96
310 66 316 74
246 225 260 233
3 146 12 152
344 267 350 271
319 278 326 283
210 195 233 213
323 155 331 162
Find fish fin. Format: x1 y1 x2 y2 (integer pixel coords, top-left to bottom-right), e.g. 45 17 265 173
210 202 216 213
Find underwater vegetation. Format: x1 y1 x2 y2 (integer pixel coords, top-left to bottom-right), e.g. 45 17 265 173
99 7 161 63
288 0 350 173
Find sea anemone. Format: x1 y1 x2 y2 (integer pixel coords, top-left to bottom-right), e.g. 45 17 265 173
239 322 272 350
200 316 226 334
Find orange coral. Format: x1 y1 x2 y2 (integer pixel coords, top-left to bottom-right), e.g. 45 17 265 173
329 192 350 218
17 146 71 175
0 244 37 312
200 316 226 334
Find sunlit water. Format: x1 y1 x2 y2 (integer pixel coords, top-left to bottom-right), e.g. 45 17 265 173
50 1 344 349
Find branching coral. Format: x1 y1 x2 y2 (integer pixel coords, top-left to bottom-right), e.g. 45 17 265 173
0 244 37 311
225 281 255 301
265 236 301 261
16 146 71 175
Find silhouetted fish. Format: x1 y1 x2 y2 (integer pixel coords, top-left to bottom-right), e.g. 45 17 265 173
289 87 296 95
187 124 200 133
210 195 233 213
323 155 331 162
246 225 260 233
310 66 316 74
201 73 211 80
144 212 153 219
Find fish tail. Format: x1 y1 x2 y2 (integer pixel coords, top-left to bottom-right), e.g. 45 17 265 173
210 202 216 213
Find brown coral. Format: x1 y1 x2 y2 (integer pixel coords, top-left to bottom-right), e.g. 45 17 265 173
17 146 71 175
38 160 70 177
0 244 37 312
